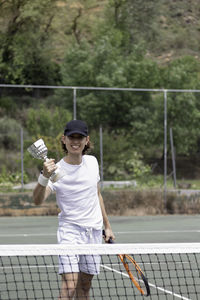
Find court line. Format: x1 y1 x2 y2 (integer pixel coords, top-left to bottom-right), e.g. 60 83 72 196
101 264 191 300
0 233 56 237
0 230 200 238
116 230 200 234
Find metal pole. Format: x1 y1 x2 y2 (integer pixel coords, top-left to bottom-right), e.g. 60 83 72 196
164 90 167 208
170 128 177 188
20 127 24 191
100 125 104 189
73 88 77 120
1 84 200 94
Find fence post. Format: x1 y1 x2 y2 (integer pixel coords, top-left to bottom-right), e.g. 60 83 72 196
100 125 104 189
164 90 167 208
73 88 77 120
170 127 177 188
21 127 24 191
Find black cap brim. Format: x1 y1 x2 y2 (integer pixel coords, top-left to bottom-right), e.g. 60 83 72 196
65 130 88 137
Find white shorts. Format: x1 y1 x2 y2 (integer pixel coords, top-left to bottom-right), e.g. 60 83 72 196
57 223 102 275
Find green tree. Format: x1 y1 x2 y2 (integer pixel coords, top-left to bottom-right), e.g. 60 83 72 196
160 56 200 90
167 92 200 155
26 104 72 138
91 129 151 180
0 117 22 150
101 0 160 52
0 0 60 84
24 105 72 176
60 36 161 157
159 56 200 156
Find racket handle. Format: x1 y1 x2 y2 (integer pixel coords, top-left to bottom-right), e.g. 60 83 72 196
102 230 114 244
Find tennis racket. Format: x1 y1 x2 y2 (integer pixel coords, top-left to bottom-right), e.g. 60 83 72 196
102 230 150 297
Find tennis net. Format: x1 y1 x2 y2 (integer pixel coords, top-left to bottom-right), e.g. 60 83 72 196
0 243 200 300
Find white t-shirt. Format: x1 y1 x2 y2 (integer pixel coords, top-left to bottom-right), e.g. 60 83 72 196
48 155 103 229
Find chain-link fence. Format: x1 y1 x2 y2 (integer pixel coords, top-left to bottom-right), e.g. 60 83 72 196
1 84 200 208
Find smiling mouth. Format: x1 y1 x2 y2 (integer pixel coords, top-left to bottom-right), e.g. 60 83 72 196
71 145 80 150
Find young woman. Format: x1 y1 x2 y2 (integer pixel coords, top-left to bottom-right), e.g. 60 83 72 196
33 120 115 300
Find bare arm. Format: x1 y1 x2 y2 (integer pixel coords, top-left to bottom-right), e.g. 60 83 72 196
33 184 52 205
33 158 57 205
98 185 115 242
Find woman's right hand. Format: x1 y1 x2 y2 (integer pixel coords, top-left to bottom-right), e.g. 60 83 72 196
43 159 57 178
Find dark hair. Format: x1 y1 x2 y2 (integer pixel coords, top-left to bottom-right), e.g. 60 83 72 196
61 139 93 155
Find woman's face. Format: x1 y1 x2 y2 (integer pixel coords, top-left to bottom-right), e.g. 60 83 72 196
62 134 89 155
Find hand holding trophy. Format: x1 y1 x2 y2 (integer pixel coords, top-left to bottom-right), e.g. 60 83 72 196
27 138 65 183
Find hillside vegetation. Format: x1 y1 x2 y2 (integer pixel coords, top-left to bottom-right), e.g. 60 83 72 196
0 0 200 187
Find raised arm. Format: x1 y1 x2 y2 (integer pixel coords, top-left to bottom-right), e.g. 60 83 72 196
33 158 57 205
33 184 51 205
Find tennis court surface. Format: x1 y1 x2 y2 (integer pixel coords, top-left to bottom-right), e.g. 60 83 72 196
0 215 200 299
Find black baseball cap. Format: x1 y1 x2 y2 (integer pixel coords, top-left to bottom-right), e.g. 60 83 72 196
64 120 88 136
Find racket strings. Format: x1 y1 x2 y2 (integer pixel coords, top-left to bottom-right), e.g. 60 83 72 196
122 254 150 296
